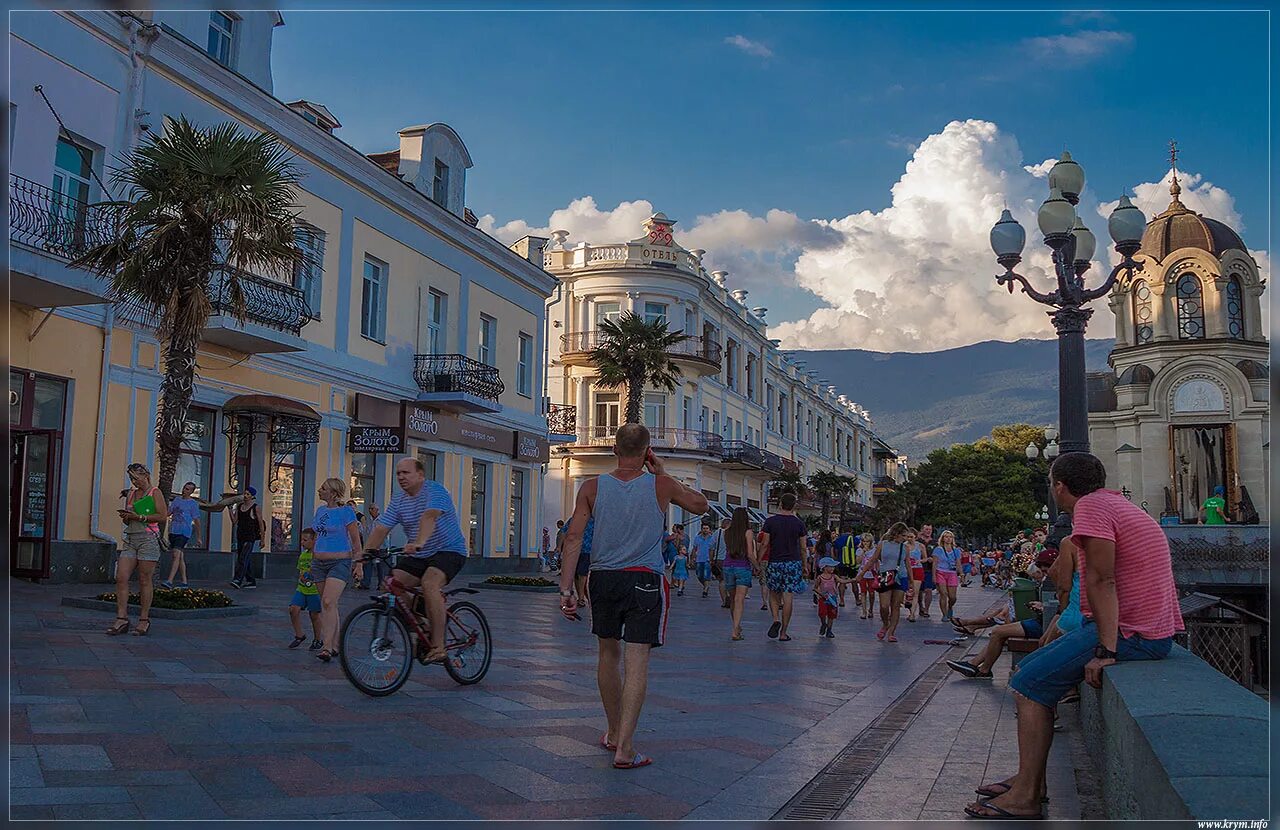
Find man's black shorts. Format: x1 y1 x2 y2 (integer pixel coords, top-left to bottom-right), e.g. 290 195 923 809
396 551 466 583
588 568 667 647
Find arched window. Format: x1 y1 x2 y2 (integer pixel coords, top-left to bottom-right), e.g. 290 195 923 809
1132 279 1153 344
1176 274 1205 340
1225 276 1244 339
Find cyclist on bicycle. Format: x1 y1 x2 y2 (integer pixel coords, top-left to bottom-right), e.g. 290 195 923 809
361 457 467 664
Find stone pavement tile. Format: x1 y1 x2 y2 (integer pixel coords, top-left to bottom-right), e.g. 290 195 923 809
9 806 55 820
216 794 383 819
623 767 720 807
840 799 920 820
10 786 133 806
10 743 37 760
479 793 692 821
11 757 45 787
523 734 602 757
189 764 286 799
42 769 198 787
11 695 81 705
52 802 144 819
35 744 114 770
23 703 88 725
683 799 769 820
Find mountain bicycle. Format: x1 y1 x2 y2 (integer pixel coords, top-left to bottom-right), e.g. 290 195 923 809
338 548 492 695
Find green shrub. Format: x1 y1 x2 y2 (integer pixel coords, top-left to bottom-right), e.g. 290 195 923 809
483 575 555 587
96 588 234 609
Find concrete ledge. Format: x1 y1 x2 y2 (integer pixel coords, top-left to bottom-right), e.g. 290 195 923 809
1079 644 1267 820
467 581 557 593
60 597 257 619
45 541 115 584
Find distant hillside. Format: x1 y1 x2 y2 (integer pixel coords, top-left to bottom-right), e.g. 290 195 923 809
795 338 1114 462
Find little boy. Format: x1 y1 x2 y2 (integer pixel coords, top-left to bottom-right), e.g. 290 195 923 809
288 528 323 650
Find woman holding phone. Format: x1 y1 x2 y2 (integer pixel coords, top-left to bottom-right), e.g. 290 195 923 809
108 463 168 636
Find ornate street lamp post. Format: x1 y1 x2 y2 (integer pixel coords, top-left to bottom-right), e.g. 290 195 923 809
1025 426 1060 521
990 151 1148 455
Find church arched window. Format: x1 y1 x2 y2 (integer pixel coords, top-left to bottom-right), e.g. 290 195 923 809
1226 276 1244 339
1132 279 1153 344
1176 274 1205 340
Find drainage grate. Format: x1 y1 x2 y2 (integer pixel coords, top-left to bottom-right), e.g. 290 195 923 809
773 603 1005 821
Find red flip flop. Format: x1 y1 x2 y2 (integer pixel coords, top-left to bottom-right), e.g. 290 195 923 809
613 753 653 770
600 734 617 751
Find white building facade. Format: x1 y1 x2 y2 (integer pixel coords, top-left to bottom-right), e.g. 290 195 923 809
10 9 557 578
533 213 903 530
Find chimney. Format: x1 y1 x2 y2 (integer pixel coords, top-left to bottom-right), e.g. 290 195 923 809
510 235 549 265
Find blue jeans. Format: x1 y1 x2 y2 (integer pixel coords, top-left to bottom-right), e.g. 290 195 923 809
695 561 713 584
1009 619 1172 707
234 540 258 583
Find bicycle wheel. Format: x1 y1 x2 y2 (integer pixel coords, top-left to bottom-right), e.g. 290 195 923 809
442 600 492 685
339 602 413 696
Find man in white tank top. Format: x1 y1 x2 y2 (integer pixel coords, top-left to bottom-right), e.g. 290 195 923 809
559 423 708 770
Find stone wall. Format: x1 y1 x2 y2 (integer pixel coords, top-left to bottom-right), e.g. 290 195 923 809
1079 645 1267 820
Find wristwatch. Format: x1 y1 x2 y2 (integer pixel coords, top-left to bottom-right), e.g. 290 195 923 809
1093 644 1118 660
559 589 574 598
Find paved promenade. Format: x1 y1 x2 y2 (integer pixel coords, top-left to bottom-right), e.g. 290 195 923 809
12 573 1026 820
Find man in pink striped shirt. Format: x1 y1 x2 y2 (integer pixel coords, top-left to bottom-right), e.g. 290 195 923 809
966 452 1183 820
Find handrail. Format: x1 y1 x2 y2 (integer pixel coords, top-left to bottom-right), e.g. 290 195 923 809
208 264 311 334
560 330 722 364
9 172 121 260
568 424 723 454
547 403 577 434
413 354 504 401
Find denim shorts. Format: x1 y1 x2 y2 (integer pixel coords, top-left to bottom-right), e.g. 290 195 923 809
695 561 714 583
723 566 753 589
310 556 352 584
1009 619 1173 707
121 529 163 562
290 591 322 613
1020 617 1044 639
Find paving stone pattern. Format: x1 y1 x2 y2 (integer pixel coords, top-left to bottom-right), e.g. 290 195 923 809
11 575 1006 820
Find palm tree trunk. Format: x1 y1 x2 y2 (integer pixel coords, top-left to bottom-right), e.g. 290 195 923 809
624 374 644 424
154 330 200 498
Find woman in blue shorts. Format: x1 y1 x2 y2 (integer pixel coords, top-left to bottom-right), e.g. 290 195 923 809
311 478 362 662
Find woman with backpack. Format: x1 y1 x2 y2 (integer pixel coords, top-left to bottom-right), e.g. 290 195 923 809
859 522 911 642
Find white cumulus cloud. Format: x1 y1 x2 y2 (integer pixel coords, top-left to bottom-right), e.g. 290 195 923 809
723 34 773 59
1020 30 1133 64
1096 169 1243 233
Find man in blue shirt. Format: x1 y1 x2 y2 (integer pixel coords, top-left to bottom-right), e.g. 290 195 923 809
362 457 468 664
161 481 201 589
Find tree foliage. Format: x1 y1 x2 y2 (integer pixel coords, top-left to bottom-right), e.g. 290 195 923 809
588 312 689 424
988 423 1048 455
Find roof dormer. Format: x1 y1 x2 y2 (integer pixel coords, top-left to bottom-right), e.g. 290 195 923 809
285 100 341 134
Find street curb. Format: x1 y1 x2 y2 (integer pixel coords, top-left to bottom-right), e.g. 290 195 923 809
467 581 558 593
60 597 257 619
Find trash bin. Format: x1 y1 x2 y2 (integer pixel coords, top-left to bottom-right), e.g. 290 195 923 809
1011 577 1038 621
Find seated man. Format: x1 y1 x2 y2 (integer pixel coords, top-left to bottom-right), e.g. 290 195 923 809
946 601 1045 679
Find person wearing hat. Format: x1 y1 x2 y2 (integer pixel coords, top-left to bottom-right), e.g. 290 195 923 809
812 556 845 638
230 485 266 589
1200 485 1228 525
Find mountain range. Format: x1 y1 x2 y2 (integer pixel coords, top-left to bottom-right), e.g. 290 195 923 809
795 338 1115 462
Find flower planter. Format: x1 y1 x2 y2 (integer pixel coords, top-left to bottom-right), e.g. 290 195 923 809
60 597 256 619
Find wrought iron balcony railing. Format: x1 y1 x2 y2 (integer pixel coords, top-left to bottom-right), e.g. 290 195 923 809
560 331 723 366
10 173 121 260
721 440 784 474
413 354 505 402
547 403 577 435
565 424 723 455
208 265 311 335
873 475 898 489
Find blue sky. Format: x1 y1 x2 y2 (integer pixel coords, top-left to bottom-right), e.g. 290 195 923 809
272 7 1270 351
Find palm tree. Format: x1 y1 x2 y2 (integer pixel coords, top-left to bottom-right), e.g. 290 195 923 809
807 470 847 532
73 117 309 498
589 312 689 425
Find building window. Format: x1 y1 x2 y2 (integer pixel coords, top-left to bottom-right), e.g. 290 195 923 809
1226 276 1245 339
478 314 496 366
270 447 305 553
469 461 488 556
432 159 450 207
1176 274 1205 340
293 225 325 317
684 308 697 336
207 11 236 67
766 384 775 430
517 332 533 396
230 415 254 495
725 340 738 390
644 392 667 429
860 442 867 471
360 256 387 342
176 407 216 548
1132 279 1153 344
416 449 438 482
595 301 621 326
643 301 668 327
350 452 377 515
746 354 756 401
711 411 719 436
682 396 692 430
51 134 94 248
594 392 621 437
427 289 447 354
509 469 525 558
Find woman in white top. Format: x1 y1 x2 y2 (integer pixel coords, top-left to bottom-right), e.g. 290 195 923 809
859 522 911 643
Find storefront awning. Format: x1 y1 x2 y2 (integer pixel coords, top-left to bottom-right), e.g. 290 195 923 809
747 507 769 525
704 503 733 522
222 393 320 423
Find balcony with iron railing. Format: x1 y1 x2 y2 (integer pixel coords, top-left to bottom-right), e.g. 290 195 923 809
559 330 722 373
873 474 898 491
720 440 787 475
413 354 504 414
557 424 723 456
10 173 120 306
547 403 577 440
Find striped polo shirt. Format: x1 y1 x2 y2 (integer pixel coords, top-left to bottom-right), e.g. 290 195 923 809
1070 489 1184 640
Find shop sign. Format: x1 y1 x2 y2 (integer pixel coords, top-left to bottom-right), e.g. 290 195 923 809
348 425 405 453
513 430 550 463
354 393 400 427
403 403 513 454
